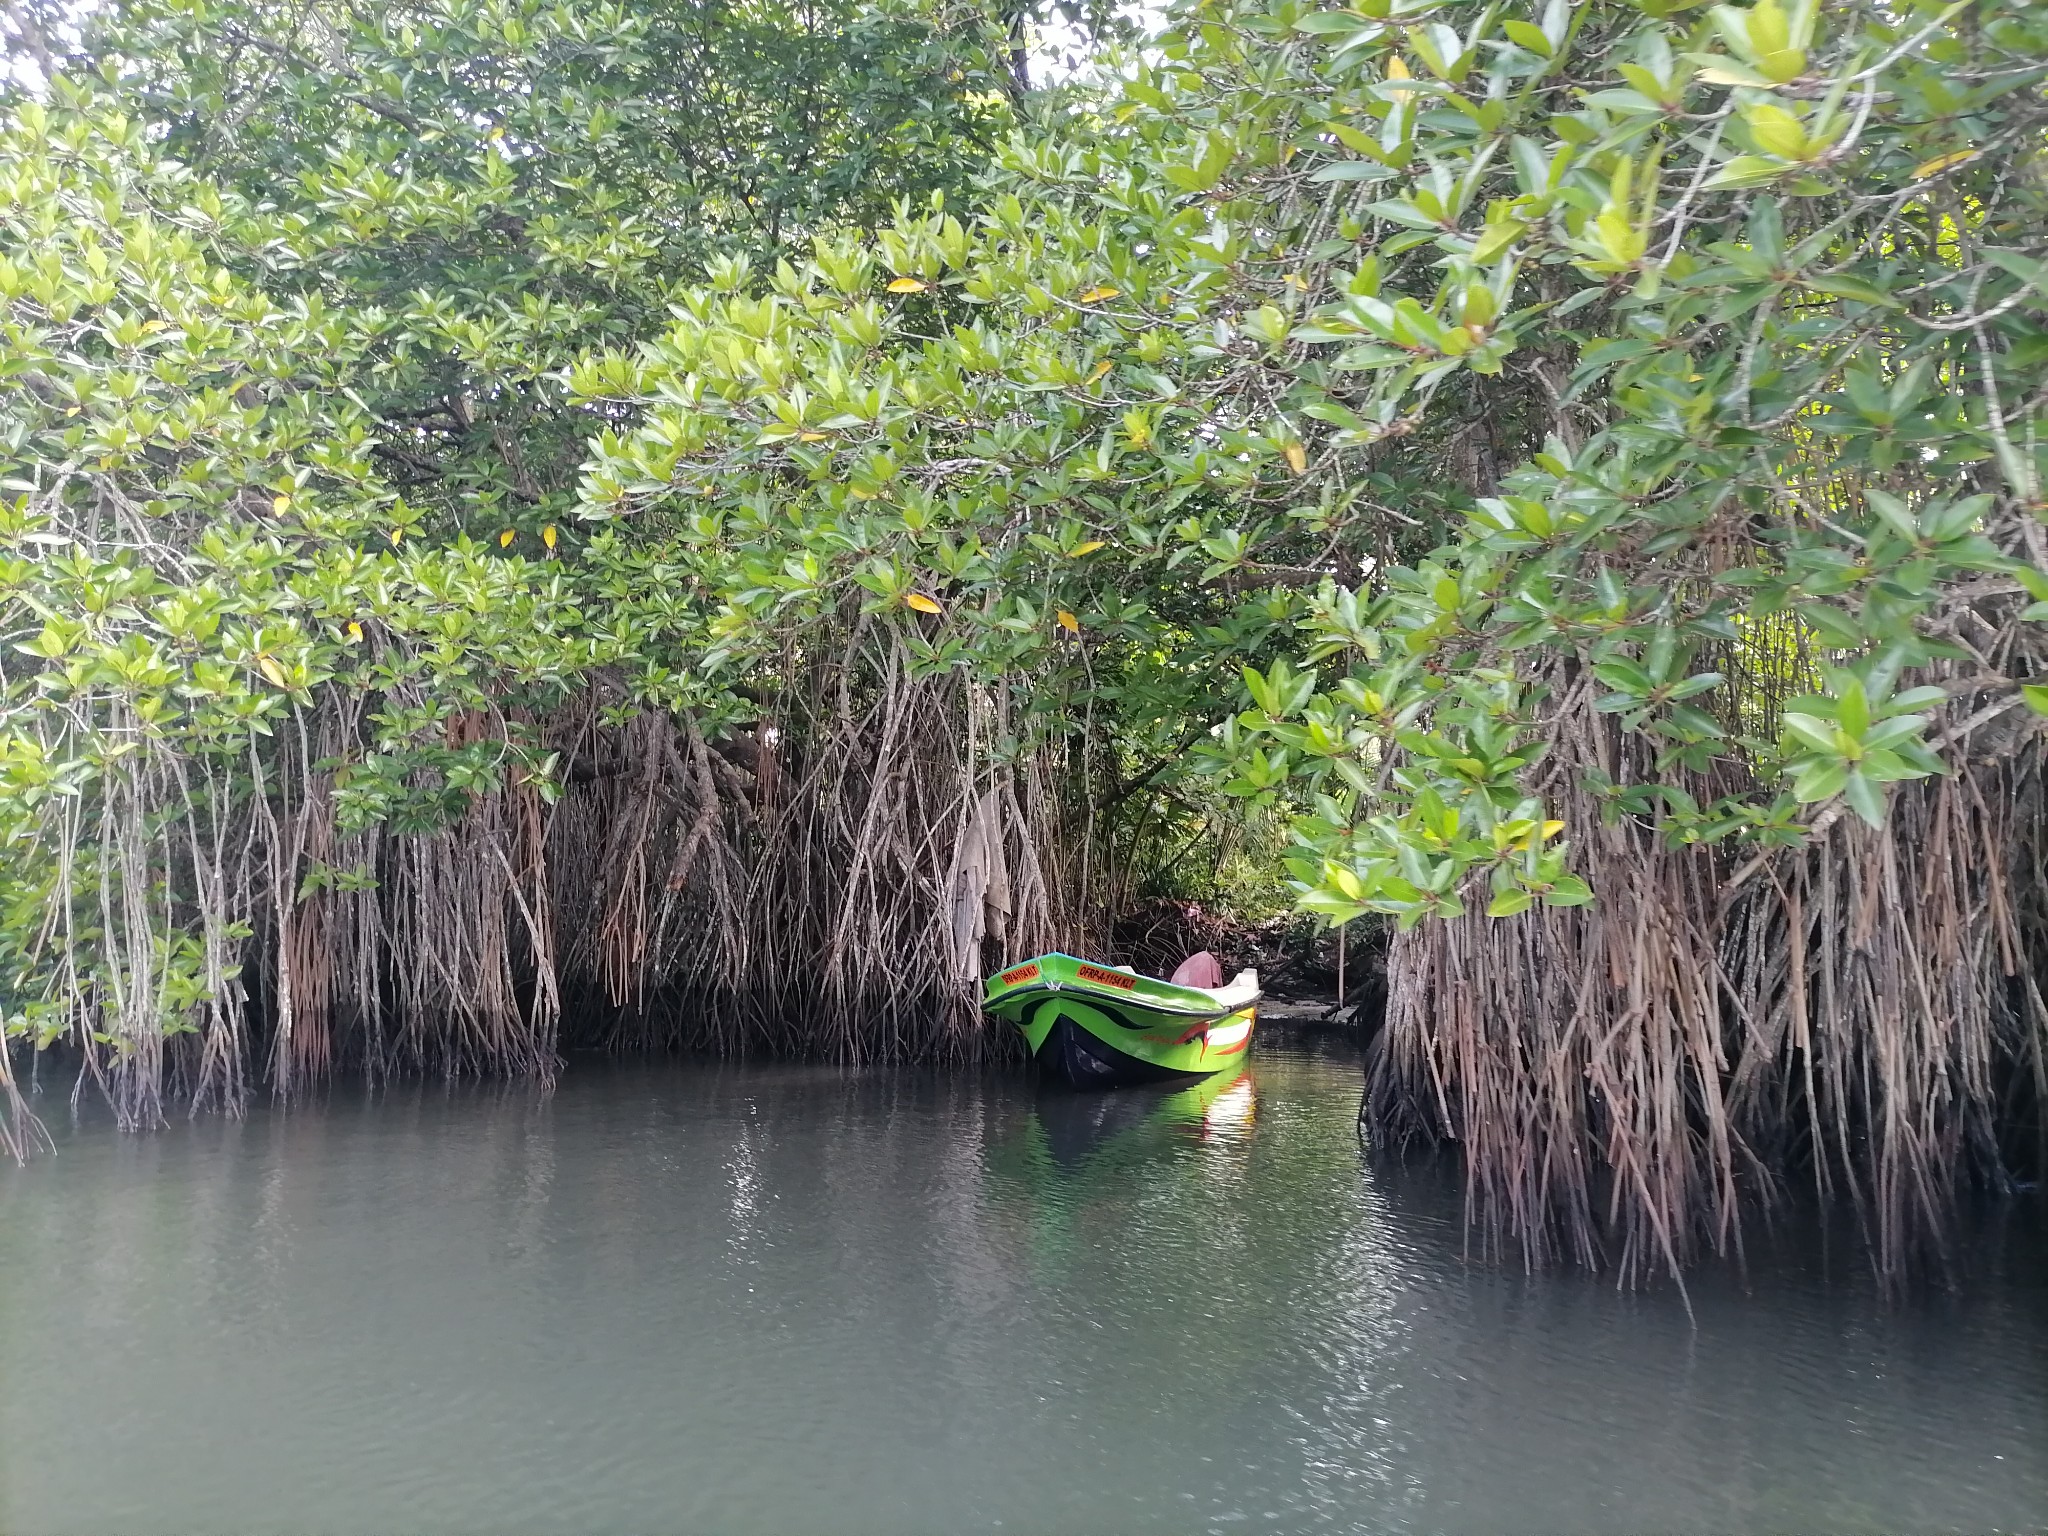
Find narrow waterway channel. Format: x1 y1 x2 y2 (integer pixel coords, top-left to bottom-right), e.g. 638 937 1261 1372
3 1037 2043 1534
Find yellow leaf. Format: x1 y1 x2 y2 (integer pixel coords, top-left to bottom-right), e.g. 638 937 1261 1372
1283 442 1308 476
1086 358 1114 385
272 494 291 514
258 655 287 688
1077 285 1120 304
1386 55 1410 80
142 319 166 333
1594 206 1647 266
1070 540 1107 557
499 528 516 547
1913 149 1975 180
388 527 403 545
1471 217 1528 263
1744 102 1810 161
1057 610 1080 634
886 277 928 294
346 622 364 643
905 592 943 614
798 430 829 441
542 524 558 550
1283 272 1308 291
1541 820 1566 840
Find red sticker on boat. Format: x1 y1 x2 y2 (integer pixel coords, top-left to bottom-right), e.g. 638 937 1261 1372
1000 963 1041 986
1076 964 1138 990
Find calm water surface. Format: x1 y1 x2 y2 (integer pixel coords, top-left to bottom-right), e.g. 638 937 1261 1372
2 1038 2044 1534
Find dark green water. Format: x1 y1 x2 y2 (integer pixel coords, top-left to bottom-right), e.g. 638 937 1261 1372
2 1038 2044 1534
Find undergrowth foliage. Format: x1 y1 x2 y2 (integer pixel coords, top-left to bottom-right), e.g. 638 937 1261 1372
5 0 2048 1281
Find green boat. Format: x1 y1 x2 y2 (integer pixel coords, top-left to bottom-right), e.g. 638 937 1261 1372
983 952 1260 1088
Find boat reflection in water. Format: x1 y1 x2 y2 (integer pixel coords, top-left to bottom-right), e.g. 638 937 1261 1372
985 1069 1260 1274
1007 1067 1258 1176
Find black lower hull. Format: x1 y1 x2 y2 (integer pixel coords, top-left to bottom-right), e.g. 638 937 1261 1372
1033 1017 1218 1090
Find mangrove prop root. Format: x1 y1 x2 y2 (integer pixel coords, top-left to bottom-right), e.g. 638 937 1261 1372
7 620 1082 1152
1371 668 2048 1286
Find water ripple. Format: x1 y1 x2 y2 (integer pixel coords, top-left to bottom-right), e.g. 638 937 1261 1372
2 1043 2043 1534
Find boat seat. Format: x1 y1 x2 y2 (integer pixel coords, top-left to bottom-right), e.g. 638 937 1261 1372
1166 951 1259 1012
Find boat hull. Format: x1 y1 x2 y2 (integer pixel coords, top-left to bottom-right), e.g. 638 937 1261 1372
1031 1010 1250 1088
984 955 1257 1089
